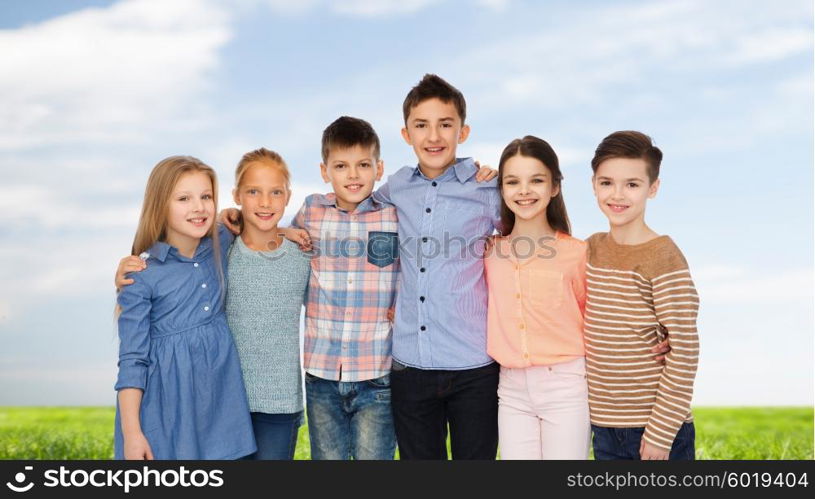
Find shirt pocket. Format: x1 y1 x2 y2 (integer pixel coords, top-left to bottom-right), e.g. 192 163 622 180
526 269 564 309
367 231 399 268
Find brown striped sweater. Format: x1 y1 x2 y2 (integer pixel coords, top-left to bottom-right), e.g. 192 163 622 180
585 233 699 451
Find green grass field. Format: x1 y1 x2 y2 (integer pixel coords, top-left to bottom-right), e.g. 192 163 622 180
0 407 811 460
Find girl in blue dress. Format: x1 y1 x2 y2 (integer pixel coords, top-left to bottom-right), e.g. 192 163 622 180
114 155 256 460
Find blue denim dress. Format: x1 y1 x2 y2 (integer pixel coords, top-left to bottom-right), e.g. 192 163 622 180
114 226 256 459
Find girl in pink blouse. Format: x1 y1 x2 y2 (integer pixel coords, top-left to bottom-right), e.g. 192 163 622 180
485 135 589 459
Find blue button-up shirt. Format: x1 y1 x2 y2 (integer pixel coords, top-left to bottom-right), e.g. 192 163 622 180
114 226 256 459
373 157 501 369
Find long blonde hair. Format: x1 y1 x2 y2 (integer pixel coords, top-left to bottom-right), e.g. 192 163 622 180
117 156 223 317
132 155 220 256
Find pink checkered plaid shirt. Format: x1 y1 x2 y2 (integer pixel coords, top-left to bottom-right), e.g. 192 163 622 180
292 193 399 382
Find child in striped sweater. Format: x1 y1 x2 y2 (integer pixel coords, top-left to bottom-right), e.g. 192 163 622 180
585 131 699 460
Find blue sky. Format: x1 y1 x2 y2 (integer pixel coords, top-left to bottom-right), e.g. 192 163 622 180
0 0 812 406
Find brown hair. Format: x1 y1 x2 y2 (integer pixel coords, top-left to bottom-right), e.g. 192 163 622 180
402 74 466 124
321 116 381 163
497 136 571 236
235 148 290 189
591 130 662 183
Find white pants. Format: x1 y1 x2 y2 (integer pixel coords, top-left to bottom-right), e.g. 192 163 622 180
497 357 591 460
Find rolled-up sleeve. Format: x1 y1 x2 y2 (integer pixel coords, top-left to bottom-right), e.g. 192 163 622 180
115 276 152 391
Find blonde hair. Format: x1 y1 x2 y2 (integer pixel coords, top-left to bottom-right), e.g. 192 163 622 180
235 148 290 190
117 156 223 317
132 155 220 256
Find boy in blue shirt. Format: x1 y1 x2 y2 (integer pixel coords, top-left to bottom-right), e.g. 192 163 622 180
373 74 501 459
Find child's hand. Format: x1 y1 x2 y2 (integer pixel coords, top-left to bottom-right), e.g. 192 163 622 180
474 160 498 182
115 256 146 290
651 336 671 364
386 307 395 323
219 208 242 235
124 432 154 460
279 228 312 251
639 440 669 460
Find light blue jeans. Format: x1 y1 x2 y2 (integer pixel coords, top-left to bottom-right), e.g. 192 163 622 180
305 373 396 460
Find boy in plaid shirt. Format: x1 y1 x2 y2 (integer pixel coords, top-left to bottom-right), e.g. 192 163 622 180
291 116 400 460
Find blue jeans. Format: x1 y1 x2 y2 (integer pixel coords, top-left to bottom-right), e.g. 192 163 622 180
591 422 696 460
305 373 396 460
243 411 302 460
390 361 499 460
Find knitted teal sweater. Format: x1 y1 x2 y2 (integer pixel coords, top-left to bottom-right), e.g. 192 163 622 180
226 236 310 414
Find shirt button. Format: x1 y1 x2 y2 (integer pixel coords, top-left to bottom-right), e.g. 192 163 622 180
519 323 525 330
348 279 353 284
202 283 207 289
193 263 199 267
524 353 530 359
420 326 426 331
514 265 519 270
422 237 428 243
431 181 437 187
425 208 431 213
516 293 521 299
420 296 425 302
204 306 210 312
420 267 426 272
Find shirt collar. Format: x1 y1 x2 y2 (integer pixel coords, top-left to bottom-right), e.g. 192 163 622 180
145 240 171 262
145 235 213 262
314 192 382 214
411 157 477 183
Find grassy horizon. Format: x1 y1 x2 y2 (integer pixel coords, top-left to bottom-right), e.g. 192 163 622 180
0 406 812 460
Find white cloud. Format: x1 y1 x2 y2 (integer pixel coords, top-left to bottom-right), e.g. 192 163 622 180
250 0 437 17
694 264 814 305
455 0 812 115
0 0 232 150
0 184 141 230
476 0 510 11
253 0 320 15
726 27 813 65
331 0 436 17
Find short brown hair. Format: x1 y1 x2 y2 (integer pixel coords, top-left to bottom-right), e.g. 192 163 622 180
321 116 380 163
235 148 290 189
402 74 466 124
591 131 662 183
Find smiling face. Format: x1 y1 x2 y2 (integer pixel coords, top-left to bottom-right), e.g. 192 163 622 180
320 144 383 212
592 157 660 230
165 171 215 251
233 161 290 234
401 97 470 178
501 153 559 223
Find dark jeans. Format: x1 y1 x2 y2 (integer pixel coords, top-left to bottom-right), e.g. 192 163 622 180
591 422 696 460
243 411 302 460
390 360 499 460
